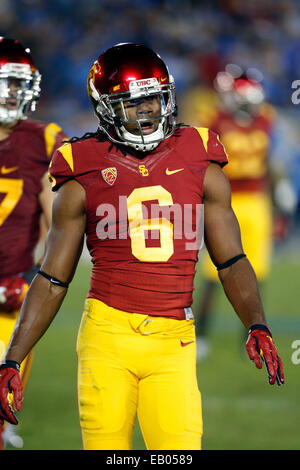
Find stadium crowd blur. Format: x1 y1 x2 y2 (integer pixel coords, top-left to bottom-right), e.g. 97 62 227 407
1 0 300 227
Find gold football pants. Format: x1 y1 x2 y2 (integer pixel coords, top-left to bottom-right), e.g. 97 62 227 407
202 191 272 282
76 298 202 450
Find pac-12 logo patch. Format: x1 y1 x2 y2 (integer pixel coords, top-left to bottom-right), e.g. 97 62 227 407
101 167 117 185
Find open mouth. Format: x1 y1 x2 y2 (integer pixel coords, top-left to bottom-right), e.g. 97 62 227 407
140 121 156 135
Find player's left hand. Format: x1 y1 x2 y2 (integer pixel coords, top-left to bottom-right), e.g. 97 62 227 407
0 361 23 425
0 276 28 312
246 324 284 386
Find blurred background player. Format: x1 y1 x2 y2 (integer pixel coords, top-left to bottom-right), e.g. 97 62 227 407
181 65 297 359
0 37 67 449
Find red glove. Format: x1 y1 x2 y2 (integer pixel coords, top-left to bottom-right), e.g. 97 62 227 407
0 361 23 425
246 324 284 386
0 276 28 312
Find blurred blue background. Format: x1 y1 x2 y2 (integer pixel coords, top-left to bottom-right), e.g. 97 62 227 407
1 0 300 227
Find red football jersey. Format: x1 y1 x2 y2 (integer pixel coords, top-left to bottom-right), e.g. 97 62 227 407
0 120 67 280
208 105 276 192
49 126 228 319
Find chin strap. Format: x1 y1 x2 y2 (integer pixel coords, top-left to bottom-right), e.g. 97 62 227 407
119 122 164 152
125 139 159 152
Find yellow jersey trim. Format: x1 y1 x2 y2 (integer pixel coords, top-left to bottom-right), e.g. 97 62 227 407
57 142 74 172
195 127 209 152
48 159 57 189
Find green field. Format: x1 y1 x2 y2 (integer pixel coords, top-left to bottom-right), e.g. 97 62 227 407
6 250 300 450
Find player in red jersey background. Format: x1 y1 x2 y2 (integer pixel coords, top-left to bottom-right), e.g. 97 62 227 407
0 38 67 449
0 43 283 450
181 65 297 359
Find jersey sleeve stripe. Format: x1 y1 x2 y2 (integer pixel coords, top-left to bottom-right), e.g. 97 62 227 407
57 143 74 172
47 159 56 188
195 127 209 152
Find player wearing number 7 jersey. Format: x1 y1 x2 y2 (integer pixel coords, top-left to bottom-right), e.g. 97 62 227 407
0 43 284 450
0 38 67 449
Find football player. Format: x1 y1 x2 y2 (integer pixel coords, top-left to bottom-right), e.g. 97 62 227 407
182 66 295 359
0 43 284 450
0 37 67 449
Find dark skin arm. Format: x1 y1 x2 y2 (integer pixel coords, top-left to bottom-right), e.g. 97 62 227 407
4 180 86 364
203 163 267 330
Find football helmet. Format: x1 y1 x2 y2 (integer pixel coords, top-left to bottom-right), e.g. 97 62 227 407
214 64 264 119
87 43 176 151
0 37 41 124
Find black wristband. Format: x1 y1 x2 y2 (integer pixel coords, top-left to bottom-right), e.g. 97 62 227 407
248 324 272 337
21 264 41 284
0 360 20 371
216 254 246 271
38 270 69 288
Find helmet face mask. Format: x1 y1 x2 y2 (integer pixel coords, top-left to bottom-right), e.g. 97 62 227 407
88 43 177 151
0 38 41 125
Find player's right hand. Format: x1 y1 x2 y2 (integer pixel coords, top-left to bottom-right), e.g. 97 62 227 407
0 361 23 425
0 276 29 312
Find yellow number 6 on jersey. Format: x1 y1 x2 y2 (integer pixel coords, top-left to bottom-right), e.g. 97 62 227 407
127 185 174 262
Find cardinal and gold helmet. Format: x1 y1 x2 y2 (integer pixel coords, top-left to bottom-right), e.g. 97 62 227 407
214 64 264 119
87 43 177 151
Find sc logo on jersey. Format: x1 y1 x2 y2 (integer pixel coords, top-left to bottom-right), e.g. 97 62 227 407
139 164 149 176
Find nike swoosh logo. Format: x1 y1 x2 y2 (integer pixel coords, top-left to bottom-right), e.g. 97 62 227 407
1 165 19 174
166 168 184 175
180 340 194 347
